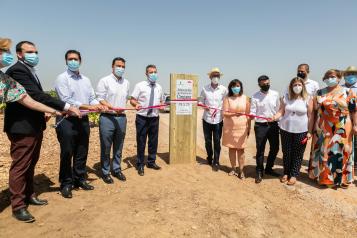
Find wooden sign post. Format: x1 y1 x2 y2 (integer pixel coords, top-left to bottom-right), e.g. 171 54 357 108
169 73 198 164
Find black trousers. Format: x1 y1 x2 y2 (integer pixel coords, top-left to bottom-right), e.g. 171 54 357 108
56 116 90 188
254 122 279 173
135 115 159 167
203 120 223 164
280 129 307 177
354 135 357 168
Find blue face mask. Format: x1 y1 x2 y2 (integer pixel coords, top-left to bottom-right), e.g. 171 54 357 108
345 75 357 85
24 53 39 67
148 73 158 82
114 66 125 78
231 86 241 95
67 59 80 72
324 77 339 87
1 52 14 67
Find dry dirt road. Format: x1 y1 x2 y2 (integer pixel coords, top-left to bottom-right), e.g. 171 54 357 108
0 110 357 238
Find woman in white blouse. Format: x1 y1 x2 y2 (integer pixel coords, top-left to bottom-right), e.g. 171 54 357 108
272 77 314 185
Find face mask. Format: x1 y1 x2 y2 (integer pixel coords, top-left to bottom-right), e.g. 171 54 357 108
293 85 303 94
231 86 241 95
24 53 39 67
260 84 270 92
1 52 14 67
345 75 357 85
148 73 158 82
67 59 80 72
211 77 220 85
114 66 125 78
297 71 307 79
324 77 339 87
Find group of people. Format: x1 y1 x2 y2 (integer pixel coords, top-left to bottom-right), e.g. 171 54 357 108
1 37 356 223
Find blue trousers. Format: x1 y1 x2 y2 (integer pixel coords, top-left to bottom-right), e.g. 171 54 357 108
99 114 127 175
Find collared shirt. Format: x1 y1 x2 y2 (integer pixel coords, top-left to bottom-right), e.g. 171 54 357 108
96 74 130 110
131 80 164 117
199 84 228 124
250 89 280 123
304 78 319 96
342 82 357 94
55 69 99 107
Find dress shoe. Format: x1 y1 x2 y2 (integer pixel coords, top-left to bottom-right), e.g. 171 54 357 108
212 163 220 172
61 185 73 198
255 172 263 184
12 208 35 223
74 181 94 190
265 169 280 177
102 174 114 184
28 196 48 206
207 157 213 165
113 171 126 181
147 163 161 170
138 166 144 176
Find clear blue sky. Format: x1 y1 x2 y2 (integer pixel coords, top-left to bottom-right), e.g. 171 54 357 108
2 0 357 95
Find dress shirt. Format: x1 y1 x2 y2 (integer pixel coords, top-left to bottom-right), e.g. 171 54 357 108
55 69 99 107
199 84 228 124
342 82 357 94
96 74 130 109
131 80 164 117
250 89 280 123
304 78 319 96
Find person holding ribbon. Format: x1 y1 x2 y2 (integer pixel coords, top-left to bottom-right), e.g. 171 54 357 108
250 75 280 183
222 79 251 179
271 77 314 185
130 64 164 176
199 67 228 171
96 57 129 184
55 50 105 198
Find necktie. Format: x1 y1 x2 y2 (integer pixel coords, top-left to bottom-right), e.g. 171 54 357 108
147 83 155 116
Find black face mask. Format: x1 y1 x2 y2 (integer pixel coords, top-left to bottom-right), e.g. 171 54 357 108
297 71 307 79
260 84 270 92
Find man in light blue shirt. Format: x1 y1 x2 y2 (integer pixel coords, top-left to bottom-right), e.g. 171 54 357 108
55 49 105 199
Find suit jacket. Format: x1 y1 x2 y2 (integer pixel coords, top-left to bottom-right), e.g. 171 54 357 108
4 61 66 135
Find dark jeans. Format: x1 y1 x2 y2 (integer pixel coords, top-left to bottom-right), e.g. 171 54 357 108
99 114 127 175
56 116 90 188
7 132 43 211
135 115 159 167
254 121 279 173
354 135 357 168
202 120 223 164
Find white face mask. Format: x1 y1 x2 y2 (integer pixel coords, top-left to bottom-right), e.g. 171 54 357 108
211 77 220 85
293 85 303 95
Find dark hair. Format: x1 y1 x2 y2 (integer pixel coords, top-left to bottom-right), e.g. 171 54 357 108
228 79 243 96
298 63 310 73
112 57 126 66
65 50 81 62
16 41 35 53
146 64 157 73
258 75 269 82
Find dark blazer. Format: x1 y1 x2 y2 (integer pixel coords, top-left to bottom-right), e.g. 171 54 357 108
4 61 66 135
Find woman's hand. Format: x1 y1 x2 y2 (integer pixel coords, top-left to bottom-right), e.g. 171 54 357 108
353 125 357 135
306 132 312 140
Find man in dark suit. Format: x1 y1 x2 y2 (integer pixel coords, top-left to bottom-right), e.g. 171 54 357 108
5 41 80 223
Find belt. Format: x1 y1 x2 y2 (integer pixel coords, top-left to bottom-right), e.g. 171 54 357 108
255 121 277 126
101 113 126 117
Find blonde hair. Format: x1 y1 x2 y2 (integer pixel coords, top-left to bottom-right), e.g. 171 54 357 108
288 77 308 100
0 38 12 51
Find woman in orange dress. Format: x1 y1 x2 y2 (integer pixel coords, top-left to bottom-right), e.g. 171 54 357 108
222 79 251 179
309 69 357 188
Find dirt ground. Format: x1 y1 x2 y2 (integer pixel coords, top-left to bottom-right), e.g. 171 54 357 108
1 109 357 238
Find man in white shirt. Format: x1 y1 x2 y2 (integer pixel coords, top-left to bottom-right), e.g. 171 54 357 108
297 63 319 96
96 57 130 184
250 75 280 183
199 67 228 171
130 64 164 176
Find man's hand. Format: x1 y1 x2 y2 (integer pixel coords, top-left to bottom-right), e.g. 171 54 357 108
44 112 52 122
135 104 142 111
68 106 81 118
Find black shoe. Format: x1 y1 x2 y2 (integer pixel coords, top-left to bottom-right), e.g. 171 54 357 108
61 185 73 198
113 171 126 181
138 166 144 176
212 163 220 172
147 163 161 170
28 196 48 206
102 174 114 184
255 172 263 184
207 157 213 165
12 208 35 223
265 169 280 177
74 181 94 190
